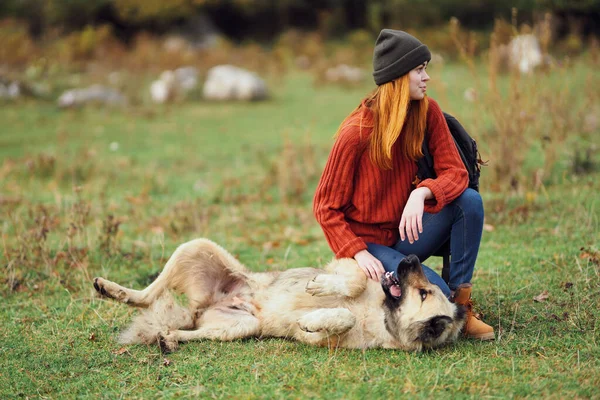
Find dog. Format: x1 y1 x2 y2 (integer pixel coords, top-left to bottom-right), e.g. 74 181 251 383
93 238 466 352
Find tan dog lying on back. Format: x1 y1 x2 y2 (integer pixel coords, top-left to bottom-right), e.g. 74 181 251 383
94 238 466 352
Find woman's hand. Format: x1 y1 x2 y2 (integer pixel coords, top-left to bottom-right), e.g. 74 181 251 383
354 250 385 281
399 187 433 243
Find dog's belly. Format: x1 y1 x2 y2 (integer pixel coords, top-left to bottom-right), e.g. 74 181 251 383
202 268 395 347
253 268 344 337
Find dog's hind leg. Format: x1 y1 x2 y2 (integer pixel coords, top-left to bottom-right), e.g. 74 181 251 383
159 301 261 352
94 238 249 308
93 242 191 307
93 259 178 307
305 258 367 298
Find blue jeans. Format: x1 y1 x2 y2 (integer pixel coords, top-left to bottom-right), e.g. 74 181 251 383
366 188 484 298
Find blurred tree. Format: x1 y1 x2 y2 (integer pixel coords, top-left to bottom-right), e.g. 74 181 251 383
0 0 45 36
537 0 600 37
44 0 112 27
112 0 202 25
0 0 111 36
0 0 598 40
538 0 600 12
370 0 532 29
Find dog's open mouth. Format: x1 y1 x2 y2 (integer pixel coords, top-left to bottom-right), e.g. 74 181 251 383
382 271 402 298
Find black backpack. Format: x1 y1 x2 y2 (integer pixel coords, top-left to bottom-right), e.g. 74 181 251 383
416 112 485 192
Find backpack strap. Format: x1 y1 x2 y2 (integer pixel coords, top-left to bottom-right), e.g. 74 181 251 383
416 132 435 184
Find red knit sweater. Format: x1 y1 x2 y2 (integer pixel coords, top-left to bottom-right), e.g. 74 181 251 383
313 98 468 258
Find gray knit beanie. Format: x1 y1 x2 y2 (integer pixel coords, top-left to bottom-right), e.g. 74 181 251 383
372 29 431 86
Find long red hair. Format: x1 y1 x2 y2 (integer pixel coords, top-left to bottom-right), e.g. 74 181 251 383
335 74 429 170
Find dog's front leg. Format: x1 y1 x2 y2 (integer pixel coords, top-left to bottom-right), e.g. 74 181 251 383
297 308 356 336
305 258 367 298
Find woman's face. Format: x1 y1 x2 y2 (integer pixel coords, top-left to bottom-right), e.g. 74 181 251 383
408 62 430 100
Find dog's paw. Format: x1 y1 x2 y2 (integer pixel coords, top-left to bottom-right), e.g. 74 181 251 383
297 316 321 333
93 277 113 298
158 332 179 354
93 277 129 303
305 274 346 297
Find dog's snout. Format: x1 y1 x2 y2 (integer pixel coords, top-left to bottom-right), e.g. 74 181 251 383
398 254 420 269
395 254 424 279
405 254 420 265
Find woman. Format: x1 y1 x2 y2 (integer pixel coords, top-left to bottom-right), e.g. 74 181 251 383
313 29 494 340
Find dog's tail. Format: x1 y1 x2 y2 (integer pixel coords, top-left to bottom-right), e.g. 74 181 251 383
118 291 194 345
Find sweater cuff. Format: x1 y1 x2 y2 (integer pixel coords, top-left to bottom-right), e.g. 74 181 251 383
418 178 446 214
335 237 368 259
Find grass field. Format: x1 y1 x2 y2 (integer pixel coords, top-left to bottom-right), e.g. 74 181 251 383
1 62 599 398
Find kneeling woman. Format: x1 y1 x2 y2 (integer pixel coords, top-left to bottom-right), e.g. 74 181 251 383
313 29 494 340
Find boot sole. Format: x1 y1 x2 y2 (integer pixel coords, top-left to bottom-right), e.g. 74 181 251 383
467 332 495 341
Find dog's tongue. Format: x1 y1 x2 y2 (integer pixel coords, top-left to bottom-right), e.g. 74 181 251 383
390 284 401 297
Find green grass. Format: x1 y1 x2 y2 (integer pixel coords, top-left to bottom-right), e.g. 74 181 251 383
1 64 599 398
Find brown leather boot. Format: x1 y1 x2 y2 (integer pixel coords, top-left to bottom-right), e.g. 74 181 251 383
451 283 495 341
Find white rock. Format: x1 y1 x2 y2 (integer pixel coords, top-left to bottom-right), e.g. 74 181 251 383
57 85 127 108
203 65 268 101
150 80 171 104
8 82 20 98
174 66 198 92
324 64 365 83
0 81 21 100
150 71 176 104
150 67 199 103
509 34 543 74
